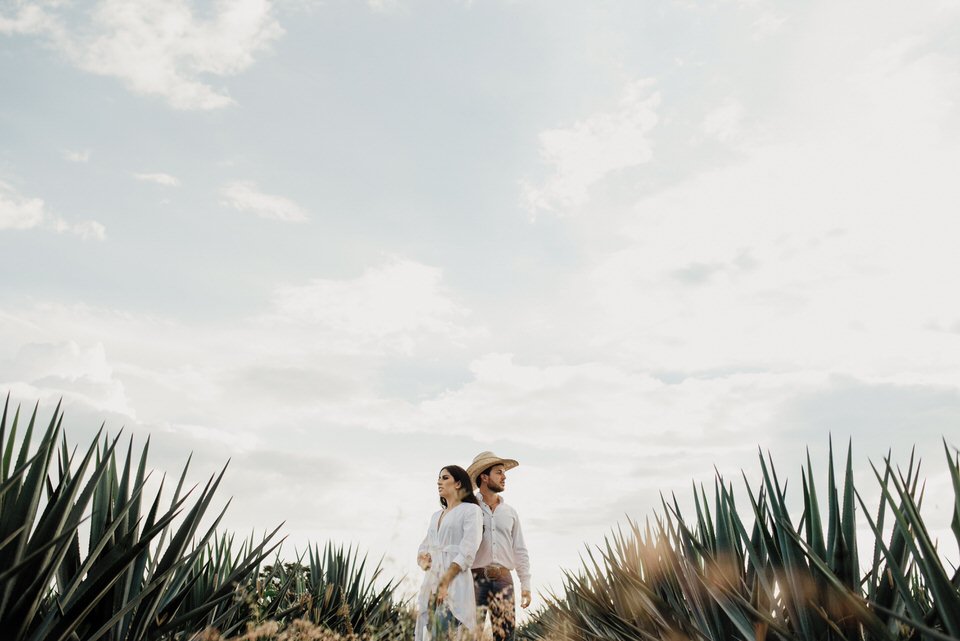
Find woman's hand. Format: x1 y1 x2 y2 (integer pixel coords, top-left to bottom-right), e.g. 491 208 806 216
417 552 432 571
436 579 449 604
435 562 462 604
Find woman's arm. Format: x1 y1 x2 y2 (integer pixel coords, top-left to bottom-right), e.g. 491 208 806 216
435 562 463 603
437 506 482 603
417 513 437 570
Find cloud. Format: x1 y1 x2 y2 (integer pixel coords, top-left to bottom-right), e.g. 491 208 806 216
0 181 45 230
62 149 92 163
394 355 818 454
134 172 180 186
0 256 477 438
0 3 61 36
701 98 744 143
367 0 400 12
3 341 135 418
750 12 787 40
0 181 106 239
1 0 283 110
521 79 660 216
219 180 308 222
265 258 474 353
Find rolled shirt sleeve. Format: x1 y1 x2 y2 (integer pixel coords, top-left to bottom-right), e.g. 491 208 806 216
417 512 437 561
452 504 482 572
511 514 531 592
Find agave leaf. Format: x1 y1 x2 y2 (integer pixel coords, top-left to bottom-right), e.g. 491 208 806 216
32 505 184 641
155 525 284 636
870 601 960 641
0 394 10 482
782 519 895 640
758 450 819 640
14 401 40 472
865 450 892 604
16 429 112 603
804 448 826 561
127 466 230 640
868 457 960 636
855 483 928 630
0 451 43 502
0 403 61 624
943 439 960 552
0 516 90 585
839 439 859 591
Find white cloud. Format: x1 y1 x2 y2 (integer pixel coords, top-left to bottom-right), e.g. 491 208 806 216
701 98 744 143
266 258 474 353
751 12 786 40
4 341 135 417
0 181 45 230
51 218 108 241
62 149 92 163
134 172 180 186
0 3 61 36
0 181 106 239
1 0 284 110
0 256 477 434
521 79 660 216
219 180 308 222
367 0 400 12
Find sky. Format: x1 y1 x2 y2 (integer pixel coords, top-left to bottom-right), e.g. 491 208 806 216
3 0 960 606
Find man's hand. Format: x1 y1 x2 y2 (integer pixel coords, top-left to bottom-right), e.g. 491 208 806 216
417 552 432 571
521 590 532 609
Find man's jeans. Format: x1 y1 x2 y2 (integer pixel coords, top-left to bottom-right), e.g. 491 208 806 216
474 572 515 641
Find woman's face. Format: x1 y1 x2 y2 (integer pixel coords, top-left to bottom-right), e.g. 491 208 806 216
437 468 462 502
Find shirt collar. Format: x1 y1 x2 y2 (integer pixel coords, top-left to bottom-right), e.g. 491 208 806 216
475 491 505 512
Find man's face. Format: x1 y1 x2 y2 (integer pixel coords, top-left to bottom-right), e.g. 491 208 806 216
483 465 507 492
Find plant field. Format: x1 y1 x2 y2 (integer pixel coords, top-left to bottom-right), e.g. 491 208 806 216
4 396 959 641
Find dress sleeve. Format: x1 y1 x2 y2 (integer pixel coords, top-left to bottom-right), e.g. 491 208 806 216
417 512 436 560
452 504 482 572
511 508 532 592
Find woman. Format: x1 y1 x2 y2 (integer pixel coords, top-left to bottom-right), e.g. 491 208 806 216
416 465 482 641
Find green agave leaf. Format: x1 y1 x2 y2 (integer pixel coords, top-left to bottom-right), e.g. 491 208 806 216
855 483 928 630
32 505 184 641
872 456 960 635
944 439 960 554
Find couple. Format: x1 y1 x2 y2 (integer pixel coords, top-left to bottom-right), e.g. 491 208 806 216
415 452 532 641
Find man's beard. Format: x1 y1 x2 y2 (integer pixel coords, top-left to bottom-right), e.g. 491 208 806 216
488 481 504 493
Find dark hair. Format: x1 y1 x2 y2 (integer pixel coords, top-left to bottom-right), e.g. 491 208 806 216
439 465 479 508
475 465 495 489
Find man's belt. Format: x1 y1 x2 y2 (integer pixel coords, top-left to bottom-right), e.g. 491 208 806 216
473 565 510 580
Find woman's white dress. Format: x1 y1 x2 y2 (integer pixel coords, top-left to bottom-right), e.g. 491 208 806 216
416 502 483 641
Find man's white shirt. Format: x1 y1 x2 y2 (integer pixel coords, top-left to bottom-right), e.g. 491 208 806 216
472 493 531 592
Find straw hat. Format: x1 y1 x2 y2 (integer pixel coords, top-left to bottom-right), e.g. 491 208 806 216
467 451 519 489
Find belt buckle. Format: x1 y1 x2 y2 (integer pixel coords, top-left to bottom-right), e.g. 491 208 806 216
484 565 502 580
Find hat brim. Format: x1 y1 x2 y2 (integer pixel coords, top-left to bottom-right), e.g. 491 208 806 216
467 457 519 490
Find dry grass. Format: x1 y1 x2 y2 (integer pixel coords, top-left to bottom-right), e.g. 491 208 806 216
191 620 375 641
191 617 498 641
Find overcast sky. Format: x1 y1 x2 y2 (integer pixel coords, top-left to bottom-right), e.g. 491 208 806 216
3 0 960 603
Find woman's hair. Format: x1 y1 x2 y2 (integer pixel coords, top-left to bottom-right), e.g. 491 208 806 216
439 465 480 508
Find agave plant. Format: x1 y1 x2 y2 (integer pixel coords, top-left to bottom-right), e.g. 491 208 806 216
0 396 282 641
521 439 960 641
250 543 410 640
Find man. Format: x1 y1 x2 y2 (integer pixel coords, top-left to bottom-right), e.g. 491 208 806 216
466 451 531 641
